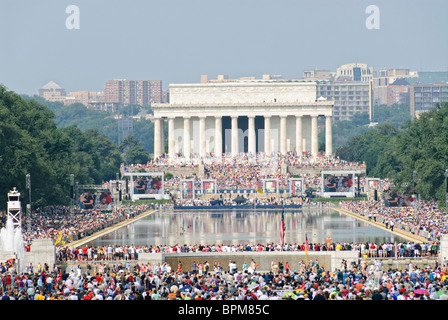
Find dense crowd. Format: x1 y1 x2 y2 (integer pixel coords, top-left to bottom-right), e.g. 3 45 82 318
172 196 311 207
4 152 448 301
55 238 439 264
339 199 447 241
2 255 448 300
129 151 367 170
0 204 153 248
122 152 366 192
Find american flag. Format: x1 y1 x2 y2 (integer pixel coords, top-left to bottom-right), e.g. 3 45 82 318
305 234 310 265
280 207 286 246
394 242 398 260
305 234 310 251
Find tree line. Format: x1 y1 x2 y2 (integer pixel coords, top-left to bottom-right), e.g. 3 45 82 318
336 102 448 205
0 86 149 210
21 95 156 154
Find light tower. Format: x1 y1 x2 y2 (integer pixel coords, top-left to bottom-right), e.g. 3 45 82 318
7 187 22 228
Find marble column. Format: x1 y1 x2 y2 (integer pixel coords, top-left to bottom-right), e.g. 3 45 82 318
154 117 162 158
280 115 287 154
161 118 165 155
248 115 256 154
311 115 318 156
215 116 222 157
183 116 191 158
168 117 175 157
231 116 238 156
325 115 333 156
264 116 271 154
199 116 206 157
295 115 303 154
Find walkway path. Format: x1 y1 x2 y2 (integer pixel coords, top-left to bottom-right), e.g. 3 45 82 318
61 209 158 248
335 206 428 243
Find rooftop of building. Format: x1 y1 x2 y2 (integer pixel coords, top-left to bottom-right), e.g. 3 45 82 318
404 71 448 85
40 81 63 90
390 78 411 86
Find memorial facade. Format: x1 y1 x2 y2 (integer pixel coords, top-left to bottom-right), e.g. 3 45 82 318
152 79 334 158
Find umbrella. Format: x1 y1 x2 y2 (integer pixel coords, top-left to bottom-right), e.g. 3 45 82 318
413 288 428 295
282 291 296 299
436 289 446 297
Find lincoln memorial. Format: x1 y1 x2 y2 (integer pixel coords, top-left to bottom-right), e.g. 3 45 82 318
151 79 334 158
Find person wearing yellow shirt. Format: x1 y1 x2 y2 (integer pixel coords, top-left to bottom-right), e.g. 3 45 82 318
34 291 45 300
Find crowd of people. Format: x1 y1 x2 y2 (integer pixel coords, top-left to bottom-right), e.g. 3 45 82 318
4 151 448 301
122 152 367 193
54 238 440 264
2 253 448 300
339 199 447 242
172 196 312 207
129 151 367 171
0 204 153 249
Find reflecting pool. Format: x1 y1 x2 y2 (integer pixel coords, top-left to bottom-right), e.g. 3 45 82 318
86 208 408 247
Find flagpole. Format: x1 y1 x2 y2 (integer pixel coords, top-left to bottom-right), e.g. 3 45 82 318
253 202 256 246
305 234 309 266
280 204 285 251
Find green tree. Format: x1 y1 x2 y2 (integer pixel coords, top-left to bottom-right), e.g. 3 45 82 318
119 135 150 165
0 86 123 210
337 102 448 204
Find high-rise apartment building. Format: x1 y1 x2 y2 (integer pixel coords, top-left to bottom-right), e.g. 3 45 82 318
410 83 448 118
316 81 373 122
104 79 162 106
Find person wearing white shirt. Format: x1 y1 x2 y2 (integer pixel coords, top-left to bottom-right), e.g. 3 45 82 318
397 292 407 300
69 292 78 300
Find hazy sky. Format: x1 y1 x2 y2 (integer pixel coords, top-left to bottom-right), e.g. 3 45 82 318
0 0 447 94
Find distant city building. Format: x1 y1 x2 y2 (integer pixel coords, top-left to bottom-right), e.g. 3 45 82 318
64 90 105 106
301 63 375 122
410 83 448 118
336 63 373 82
104 79 162 107
303 70 333 81
38 81 66 102
387 78 410 106
316 80 373 122
372 68 418 105
162 89 170 104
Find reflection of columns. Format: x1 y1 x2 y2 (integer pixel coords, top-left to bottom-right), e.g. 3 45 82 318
168 117 175 157
325 115 333 156
161 119 165 154
311 115 318 156
215 116 222 157
231 116 238 156
248 116 256 154
296 115 303 154
280 115 287 154
264 116 271 154
154 117 162 158
199 116 206 157
183 117 191 158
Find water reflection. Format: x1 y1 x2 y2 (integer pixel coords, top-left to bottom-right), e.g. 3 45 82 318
87 208 408 247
